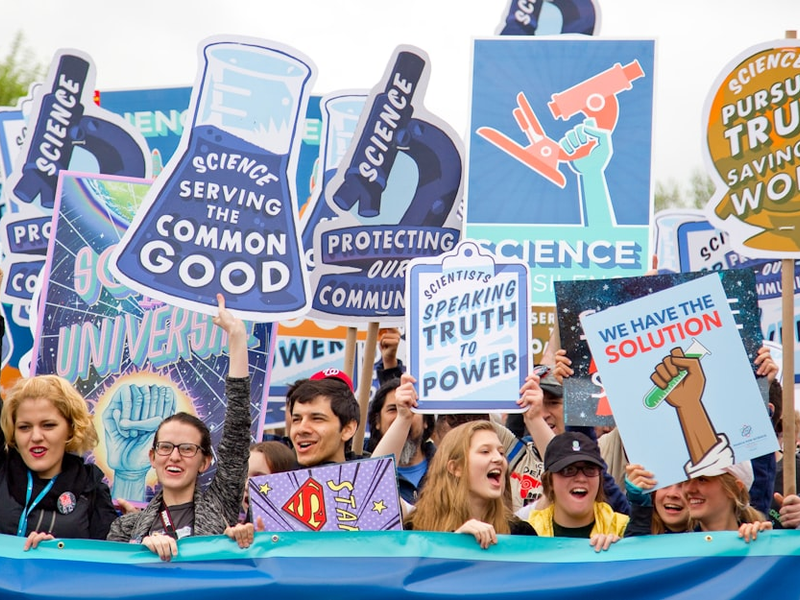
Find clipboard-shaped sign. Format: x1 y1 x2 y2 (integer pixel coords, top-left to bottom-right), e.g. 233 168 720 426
406 240 531 413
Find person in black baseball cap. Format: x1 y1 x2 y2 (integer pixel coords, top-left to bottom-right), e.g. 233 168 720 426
527 431 628 551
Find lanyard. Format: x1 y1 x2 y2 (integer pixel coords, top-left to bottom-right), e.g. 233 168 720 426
159 505 179 539
17 470 58 537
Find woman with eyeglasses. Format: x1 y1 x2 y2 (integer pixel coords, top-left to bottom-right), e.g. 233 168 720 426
527 431 629 551
107 294 252 561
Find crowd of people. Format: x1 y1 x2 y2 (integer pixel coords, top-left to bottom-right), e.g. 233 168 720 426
1 310 800 563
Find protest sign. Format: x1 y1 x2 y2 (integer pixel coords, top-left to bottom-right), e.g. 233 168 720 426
703 38 800 258
580 274 778 487
111 36 315 321
653 209 800 388
0 49 150 382
308 45 464 324
32 172 274 502
406 240 530 413
249 456 402 532
554 269 765 427
466 37 654 305
496 0 601 36
97 86 192 174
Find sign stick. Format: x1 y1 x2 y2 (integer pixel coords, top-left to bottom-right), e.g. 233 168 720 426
352 322 379 456
781 30 798 498
343 326 357 383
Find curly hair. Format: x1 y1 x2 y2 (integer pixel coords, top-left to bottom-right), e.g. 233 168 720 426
2 375 98 455
405 420 513 534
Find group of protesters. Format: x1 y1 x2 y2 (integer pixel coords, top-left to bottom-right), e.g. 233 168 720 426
2 300 800 563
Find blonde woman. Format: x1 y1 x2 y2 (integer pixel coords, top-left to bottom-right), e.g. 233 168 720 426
404 420 534 548
682 461 772 542
0 375 117 550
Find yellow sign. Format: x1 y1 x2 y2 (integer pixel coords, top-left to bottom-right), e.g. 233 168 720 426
704 39 800 256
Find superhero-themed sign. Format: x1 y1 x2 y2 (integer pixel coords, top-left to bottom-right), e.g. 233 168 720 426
111 36 315 322
308 46 464 324
703 38 800 258
406 240 530 413
580 274 778 488
249 456 402 532
33 172 273 503
466 38 655 305
554 269 766 428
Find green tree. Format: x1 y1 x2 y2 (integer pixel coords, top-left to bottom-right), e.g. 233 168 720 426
0 31 45 107
654 167 715 211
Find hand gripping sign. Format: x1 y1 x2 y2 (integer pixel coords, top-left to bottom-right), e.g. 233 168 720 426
308 46 464 324
477 59 643 189
111 37 315 322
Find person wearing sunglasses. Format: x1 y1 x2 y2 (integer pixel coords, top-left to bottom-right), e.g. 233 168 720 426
107 294 251 561
527 431 628 551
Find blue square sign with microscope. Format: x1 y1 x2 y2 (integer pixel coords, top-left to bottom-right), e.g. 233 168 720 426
406 240 531 413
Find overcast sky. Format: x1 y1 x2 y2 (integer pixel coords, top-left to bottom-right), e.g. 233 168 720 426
1 0 798 186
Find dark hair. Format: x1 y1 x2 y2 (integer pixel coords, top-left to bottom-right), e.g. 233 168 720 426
249 441 296 474
154 412 212 456
367 378 434 452
541 470 606 505
769 379 783 432
434 413 490 442
288 378 360 430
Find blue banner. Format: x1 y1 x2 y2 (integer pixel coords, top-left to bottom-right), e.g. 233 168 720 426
2 531 800 598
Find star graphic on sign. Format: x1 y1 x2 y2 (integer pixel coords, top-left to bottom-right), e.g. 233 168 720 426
372 500 387 514
259 482 272 494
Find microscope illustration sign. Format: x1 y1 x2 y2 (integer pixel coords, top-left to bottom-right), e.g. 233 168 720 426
308 45 464 324
111 36 315 322
466 38 655 305
0 49 150 378
579 274 778 489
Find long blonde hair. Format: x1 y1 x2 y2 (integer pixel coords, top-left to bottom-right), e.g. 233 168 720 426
2 375 98 455
405 420 513 534
688 473 765 530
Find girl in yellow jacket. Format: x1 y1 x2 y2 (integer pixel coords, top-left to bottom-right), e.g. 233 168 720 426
528 432 628 551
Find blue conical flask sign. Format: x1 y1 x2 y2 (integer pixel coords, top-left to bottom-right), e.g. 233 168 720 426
111 37 315 322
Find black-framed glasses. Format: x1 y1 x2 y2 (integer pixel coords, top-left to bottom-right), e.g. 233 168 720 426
153 441 204 457
558 464 601 478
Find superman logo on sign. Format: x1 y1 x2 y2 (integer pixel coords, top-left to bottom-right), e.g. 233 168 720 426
282 478 327 531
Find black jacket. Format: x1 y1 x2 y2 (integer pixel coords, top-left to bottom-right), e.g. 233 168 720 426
0 398 117 540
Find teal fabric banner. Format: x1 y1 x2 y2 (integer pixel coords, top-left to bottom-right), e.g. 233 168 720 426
2 530 800 598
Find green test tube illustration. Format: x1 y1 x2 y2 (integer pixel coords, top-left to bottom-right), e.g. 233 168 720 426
643 339 711 409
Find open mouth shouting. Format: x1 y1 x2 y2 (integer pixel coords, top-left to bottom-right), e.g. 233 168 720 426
569 486 590 499
487 468 504 488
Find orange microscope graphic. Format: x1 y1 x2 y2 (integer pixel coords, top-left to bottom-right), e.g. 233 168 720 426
477 60 644 188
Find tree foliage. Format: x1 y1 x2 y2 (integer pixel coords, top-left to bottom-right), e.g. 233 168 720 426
654 167 714 212
0 31 45 107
